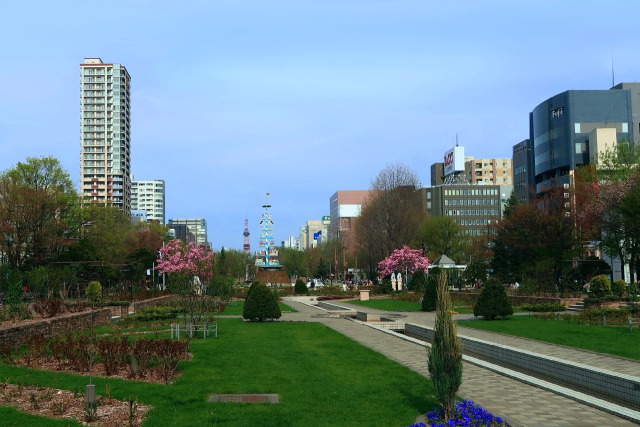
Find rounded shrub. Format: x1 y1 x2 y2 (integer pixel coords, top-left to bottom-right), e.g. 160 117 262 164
473 278 513 320
589 275 611 298
243 283 281 322
86 281 102 304
422 268 441 312
611 279 626 298
294 278 307 294
409 270 427 293
246 280 261 298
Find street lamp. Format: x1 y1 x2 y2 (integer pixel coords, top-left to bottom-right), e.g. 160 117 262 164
4 236 13 267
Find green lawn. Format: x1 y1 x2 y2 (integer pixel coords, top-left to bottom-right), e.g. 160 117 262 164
347 298 475 314
0 318 436 426
458 315 640 360
220 301 296 316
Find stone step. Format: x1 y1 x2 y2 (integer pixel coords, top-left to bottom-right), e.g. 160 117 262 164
566 302 585 312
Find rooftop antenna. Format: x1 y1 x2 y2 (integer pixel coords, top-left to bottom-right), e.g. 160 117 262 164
455 133 459 147
611 58 615 88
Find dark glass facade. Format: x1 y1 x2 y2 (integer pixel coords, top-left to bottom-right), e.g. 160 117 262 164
512 139 533 203
529 90 633 193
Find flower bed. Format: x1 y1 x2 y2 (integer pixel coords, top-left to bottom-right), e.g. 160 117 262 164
410 400 509 427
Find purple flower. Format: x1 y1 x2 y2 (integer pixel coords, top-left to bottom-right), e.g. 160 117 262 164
411 401 510 427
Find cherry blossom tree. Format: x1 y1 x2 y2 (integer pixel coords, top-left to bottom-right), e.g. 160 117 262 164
156 240 214 284
377 245 430 279
156 240 216 331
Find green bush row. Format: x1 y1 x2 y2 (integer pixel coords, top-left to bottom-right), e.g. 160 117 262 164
583 295 635 303
520 303 565 312
133 306 182 321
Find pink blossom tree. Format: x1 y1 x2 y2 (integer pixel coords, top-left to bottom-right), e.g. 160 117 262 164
377 245 430 279
156 240 216 330
156 240 214 284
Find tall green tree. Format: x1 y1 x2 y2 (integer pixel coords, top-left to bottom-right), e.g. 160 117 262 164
421 216 467 264
216 247 228 276
222 249 253 281
79 205 132 265
0 156 78 268
279 247 307 278
502 191 519 219
315 257 330 280
427 272 462 420
490 189 577 291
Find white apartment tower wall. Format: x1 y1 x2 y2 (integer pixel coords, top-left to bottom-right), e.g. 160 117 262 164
80 58 132 212
131 180 165 224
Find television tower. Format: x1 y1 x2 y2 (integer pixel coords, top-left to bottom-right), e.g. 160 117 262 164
242 218 251 253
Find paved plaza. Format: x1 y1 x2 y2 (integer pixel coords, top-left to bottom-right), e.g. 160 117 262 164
280 300 639 427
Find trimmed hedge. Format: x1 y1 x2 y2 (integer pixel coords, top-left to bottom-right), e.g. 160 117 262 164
473 278 513 320
294 278 307 294
589 275 611 298
243 283 281 321
133 306 182 321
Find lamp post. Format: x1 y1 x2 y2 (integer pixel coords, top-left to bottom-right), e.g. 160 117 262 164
4 236 13 268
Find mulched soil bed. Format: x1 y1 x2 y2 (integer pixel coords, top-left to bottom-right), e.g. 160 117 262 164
0 382 150 426
0 308 93 329
11 354 190 384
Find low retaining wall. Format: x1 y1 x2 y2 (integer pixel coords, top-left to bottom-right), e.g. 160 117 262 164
356 311 381 321
404 323 640 410
129 294 181 314
0 309 111 350
450 292 580 307
584 300 628 310
316 301 356 316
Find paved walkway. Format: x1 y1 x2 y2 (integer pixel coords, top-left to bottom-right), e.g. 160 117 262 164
345 303 640 378
281 300 637 427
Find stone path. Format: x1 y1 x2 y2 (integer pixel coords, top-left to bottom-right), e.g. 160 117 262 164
353 305 640 378
281 300 637 427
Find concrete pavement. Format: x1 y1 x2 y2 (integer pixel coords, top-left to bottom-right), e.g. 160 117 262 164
280 299 638 427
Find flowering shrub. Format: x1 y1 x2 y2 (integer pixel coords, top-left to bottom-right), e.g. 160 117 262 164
409 400 510 427
378 245 430 278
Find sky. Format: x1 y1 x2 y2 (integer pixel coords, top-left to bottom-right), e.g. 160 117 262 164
1 1 640 251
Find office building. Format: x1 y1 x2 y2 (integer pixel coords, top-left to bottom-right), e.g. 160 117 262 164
431 156 511 187
529 85 637 195
424 184 505 236
168 218 209 249
299 219 329 250
131 180 165 224
329 190 370 253
79 58 132 212
512 139 533 203
466 158 512 185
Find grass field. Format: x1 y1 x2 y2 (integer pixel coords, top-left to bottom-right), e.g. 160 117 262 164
0 318 437 426
220 301 296 316
458 315 640 360
346 298 475 314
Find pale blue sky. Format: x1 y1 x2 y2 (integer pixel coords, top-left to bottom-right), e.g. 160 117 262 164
1 1 639 250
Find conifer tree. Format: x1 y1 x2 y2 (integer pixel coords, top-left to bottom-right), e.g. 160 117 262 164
473 278 513 320
421 267 440 311
427 272 463 420
243 282 281 322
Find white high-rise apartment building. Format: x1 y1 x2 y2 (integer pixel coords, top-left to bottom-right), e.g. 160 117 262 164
131 180 165 224
80 58 132 212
